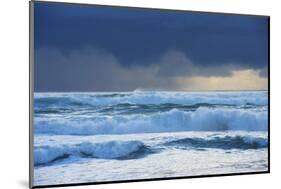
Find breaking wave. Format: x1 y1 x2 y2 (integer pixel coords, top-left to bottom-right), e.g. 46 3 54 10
34 91 268 107
34 141 150 166
35 107 268 135
34 135 268 166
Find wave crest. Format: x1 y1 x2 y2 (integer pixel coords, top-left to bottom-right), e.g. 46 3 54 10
35 91 268 107
34 141 149 166
165 136 268 150
35 108 268 135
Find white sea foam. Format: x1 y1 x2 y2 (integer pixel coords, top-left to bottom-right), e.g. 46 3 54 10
34 134 267 166
35 107 268 135
34 132 268 186
33 91 269 185
35 91 268 106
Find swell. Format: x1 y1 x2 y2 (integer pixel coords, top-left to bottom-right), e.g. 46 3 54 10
34 141 151 166
165 136 268 150
34 135 267 167
34 108 268 135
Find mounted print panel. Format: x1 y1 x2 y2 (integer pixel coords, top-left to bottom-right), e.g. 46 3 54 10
30 1 269 188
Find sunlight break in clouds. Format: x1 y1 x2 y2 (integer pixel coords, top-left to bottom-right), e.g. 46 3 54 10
176 70 268 91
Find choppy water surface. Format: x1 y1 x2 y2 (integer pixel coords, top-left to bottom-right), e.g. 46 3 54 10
33 91 268 186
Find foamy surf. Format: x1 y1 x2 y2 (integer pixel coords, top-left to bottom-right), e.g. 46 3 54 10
34 91 268 107
34 134 267 167
34 107 267 135
33 91 268 185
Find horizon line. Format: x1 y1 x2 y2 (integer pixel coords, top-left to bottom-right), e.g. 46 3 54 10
34 89 268 93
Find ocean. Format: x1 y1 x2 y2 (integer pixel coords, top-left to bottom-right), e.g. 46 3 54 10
33 91 268 186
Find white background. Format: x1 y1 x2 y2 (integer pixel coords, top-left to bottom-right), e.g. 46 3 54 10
0 0 279 188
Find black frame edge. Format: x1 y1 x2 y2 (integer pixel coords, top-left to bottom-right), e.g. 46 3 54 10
29 1 35 188
267 16 270 173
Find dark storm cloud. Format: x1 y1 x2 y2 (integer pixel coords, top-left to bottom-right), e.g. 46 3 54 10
34 2 269 92
34 48 179 92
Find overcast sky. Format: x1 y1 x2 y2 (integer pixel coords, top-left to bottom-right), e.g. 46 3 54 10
34 2 269 92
